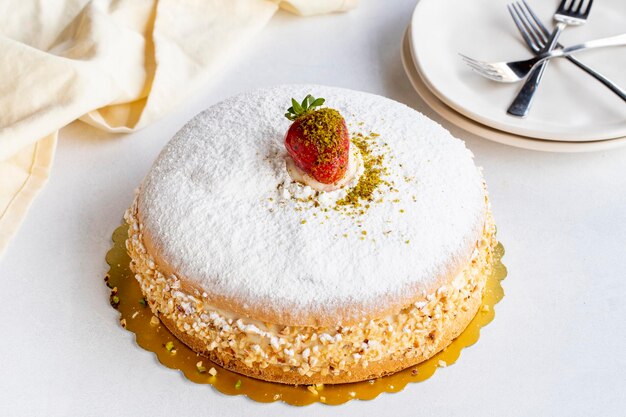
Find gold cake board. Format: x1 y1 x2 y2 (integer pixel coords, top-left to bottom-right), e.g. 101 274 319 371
105 223 507 406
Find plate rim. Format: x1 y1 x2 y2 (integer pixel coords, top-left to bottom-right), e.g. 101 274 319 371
401 26 626 153
409 0 626 142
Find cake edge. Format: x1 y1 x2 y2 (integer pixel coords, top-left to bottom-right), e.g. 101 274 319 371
124 199 496 384
157 274 485 385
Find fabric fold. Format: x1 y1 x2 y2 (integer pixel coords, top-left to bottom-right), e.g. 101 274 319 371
0 0 356 258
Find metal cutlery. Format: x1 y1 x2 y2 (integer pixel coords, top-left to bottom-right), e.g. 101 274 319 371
460 33 626 83
507 0 594 117
508 0 626 102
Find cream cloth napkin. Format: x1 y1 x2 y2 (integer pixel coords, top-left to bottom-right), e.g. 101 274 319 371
0 0 356 258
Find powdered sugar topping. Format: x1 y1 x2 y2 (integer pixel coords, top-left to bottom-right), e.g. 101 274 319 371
137 85 486 323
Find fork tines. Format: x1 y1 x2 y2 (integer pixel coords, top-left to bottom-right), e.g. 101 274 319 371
508 2 547 52
557 0 594 21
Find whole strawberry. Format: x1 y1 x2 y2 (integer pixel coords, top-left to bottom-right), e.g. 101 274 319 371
284 95 350 184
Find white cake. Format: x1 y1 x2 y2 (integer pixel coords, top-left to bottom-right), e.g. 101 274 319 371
125 85 496 384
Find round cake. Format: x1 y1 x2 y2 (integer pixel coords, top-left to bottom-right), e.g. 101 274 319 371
125 85 496 384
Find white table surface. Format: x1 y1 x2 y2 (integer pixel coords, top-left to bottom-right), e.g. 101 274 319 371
2 1 625 416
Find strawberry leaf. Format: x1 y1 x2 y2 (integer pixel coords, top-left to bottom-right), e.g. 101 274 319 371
284 94 327 120
301 94 312 109
311 98 325 107
292 98 303 114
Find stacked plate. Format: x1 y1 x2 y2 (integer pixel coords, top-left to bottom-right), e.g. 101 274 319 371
402 0 626 152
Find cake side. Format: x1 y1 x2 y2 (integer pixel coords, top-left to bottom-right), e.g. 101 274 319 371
124 200 496 384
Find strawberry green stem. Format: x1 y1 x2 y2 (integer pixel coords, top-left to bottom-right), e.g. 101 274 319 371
284 94 326 121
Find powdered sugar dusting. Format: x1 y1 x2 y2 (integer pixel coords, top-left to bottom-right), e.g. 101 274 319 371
137 85 486 323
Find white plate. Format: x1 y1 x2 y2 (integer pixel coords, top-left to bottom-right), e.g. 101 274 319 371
401 28 626 152
410 0 626 141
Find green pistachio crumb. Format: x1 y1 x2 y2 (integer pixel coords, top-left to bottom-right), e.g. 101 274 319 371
336 133 389 211
296 107 346 171
110 295 120 307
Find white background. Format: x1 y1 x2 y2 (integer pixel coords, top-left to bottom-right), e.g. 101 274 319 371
1 1 625 416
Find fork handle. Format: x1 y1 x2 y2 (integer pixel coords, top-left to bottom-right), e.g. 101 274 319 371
507 22 566 118
565 55 626 102
549 33 626 57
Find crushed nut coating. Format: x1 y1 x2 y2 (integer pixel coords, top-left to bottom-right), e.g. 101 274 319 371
125 199 495 378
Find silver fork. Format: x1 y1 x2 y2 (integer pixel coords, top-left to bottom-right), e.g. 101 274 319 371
461 33 626 82
508 0 594 117
509 1 626 102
